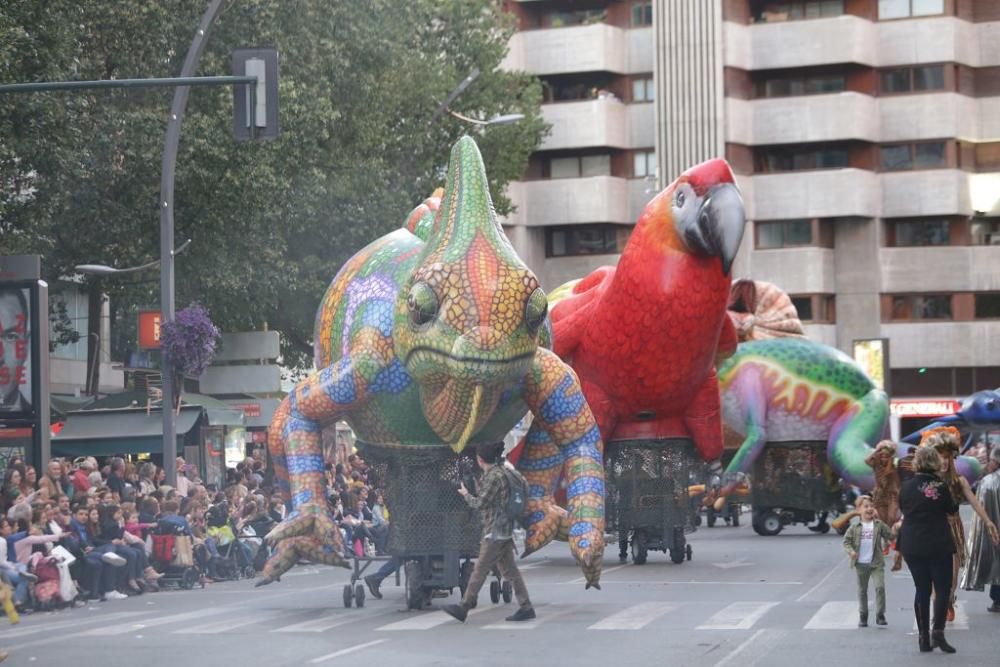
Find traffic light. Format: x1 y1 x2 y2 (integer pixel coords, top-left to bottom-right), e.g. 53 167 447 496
232 47 279 141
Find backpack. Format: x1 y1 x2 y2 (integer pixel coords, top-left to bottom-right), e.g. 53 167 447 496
503 466 529 525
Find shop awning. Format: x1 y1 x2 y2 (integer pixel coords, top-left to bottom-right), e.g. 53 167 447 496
51 406 202 457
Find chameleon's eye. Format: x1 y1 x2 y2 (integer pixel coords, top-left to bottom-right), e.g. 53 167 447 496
407 282 438 327
524 287 548 334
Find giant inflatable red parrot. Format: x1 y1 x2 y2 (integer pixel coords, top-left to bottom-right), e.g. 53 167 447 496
544 158 746 460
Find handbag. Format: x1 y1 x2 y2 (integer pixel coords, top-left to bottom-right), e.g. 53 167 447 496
174 536 195 567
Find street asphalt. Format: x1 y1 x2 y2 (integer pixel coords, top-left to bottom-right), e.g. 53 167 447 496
3 509 997 666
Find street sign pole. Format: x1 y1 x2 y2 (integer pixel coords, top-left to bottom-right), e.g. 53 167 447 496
160 0 225 488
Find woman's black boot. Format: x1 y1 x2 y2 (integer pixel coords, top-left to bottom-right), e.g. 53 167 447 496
915 603 932 652
931 630 956 654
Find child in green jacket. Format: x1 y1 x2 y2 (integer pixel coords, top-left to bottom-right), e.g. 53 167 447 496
843 495 896 627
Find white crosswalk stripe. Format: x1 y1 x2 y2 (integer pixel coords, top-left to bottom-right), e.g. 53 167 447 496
912 601 969 630
804 601 861 630
483 604 575 630
82 607 229 635
376 606 497 631
7 611 156 639
697 601 777 630
275 608 396 633
175 608 305 634
589 602 680 630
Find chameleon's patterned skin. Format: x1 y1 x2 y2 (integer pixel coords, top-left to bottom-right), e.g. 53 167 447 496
718 338 890 492
262 137 605 588
542 159 746 458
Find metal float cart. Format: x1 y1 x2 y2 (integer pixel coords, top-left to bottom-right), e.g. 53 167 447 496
750 440 844 536
347 442 513 610
605 438 697 564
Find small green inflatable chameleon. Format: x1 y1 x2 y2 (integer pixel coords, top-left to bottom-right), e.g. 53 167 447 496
259 137 605 588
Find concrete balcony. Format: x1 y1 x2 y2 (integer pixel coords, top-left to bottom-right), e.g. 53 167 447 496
743 247 836 294
540 99 628 151
877 17 978 67
980 98 1000 141
727 93 877 146
725 16 876 71
879 94 977 143
503 24 627 75
627 102 654 149
803 324 838 349
509 176 631 227
626 26 654 73
881 169 971 218
881 321 1000 367
627 178 656 223
880 246 1000 293
751 169 878 220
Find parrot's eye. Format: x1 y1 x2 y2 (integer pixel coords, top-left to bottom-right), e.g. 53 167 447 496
674 191 686 208
524 287 548 334
407 282 439 327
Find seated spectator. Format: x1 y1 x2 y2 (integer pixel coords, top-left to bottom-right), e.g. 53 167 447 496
156 500 192 536
123 509 155 540
138 497 159 525
92 504 158 594
137 462 157 496
70 458 95 495
0 516 38 611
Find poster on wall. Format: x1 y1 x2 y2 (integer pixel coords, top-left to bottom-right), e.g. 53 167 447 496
0 286 32 417
853 338 891 397
0 426 31 475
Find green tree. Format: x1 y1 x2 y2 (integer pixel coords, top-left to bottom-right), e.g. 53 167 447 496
0 0 545 375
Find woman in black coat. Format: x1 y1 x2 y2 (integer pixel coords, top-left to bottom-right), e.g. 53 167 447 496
897 445 959 653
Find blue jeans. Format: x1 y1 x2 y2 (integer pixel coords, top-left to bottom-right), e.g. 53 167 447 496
0 564 29 605
372 557 400 583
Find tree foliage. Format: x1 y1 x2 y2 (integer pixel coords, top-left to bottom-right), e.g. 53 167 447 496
0 0 545 370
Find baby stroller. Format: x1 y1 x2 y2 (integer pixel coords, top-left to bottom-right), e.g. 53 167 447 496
205 504 256 581
150 529 203 590
27 551 75 611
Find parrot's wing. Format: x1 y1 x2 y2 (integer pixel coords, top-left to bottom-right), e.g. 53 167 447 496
550 266 616 359
715 313 738 364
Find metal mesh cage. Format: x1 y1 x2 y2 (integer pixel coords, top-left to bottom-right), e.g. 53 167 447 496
358 442 483 557
751 441 841 511
605 438 697 536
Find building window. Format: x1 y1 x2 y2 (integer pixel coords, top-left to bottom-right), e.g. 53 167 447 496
757 146 848 172
975 293 1000 319
790 294 836 323
878 0 944 20
890 219 951 246
971 219 1000 246
756 220 813 248
890 294 953 321
549 154 612 179
880 141 947 171
752 1 844 22
631 1 653 26
759 74 845 98
879 65 945 94
546 9 608 28
633 150 656 178
546 224 632 257
632 77 654 102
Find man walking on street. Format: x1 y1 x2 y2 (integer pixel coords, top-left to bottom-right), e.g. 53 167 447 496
444 441 535 623
961 446 1000 611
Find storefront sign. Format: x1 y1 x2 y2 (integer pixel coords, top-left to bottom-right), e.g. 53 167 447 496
890 399 961 418
138 310 162 349
231 402 262 418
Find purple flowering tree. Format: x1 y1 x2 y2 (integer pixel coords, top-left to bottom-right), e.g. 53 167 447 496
159 303 221 407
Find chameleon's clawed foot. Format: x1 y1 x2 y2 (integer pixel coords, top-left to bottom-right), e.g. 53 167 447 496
570 526 605 590
522 498 567 556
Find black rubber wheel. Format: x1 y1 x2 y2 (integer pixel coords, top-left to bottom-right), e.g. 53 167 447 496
489 579 501 604
817 521 831 535
343 584 353 608
757 510 782 536
355 583 366 608
404 561 425 610
501 580 513 604
731 506 741 527
707 508 717 528
459 560 473 598
181 568 197 590
243 566 256 579
693 512 702 527
686 543 693 561
631 531 648 565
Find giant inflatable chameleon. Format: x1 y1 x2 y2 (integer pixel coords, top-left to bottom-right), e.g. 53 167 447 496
542 158 746 457
259 137 605 588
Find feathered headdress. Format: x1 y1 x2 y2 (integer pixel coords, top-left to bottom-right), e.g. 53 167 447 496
918 426 961 457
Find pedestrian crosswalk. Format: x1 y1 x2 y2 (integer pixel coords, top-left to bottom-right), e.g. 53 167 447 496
11 598 983 645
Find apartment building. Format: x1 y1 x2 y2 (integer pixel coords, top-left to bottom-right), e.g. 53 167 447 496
502 0 1000 431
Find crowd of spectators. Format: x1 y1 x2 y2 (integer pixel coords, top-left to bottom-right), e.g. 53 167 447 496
0 452 288 614
324 454 389 558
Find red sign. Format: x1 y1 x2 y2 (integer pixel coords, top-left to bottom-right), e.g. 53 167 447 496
138 311 161 349
890 399 961 418
0 427 32 439
232 402 262 418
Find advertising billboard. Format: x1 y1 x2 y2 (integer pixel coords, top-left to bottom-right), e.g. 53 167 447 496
0 286 32 416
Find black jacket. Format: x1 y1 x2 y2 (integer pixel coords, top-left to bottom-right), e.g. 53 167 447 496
898 472 958 559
